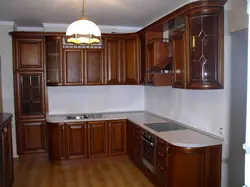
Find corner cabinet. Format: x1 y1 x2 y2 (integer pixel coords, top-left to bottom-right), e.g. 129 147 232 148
185 7 224 89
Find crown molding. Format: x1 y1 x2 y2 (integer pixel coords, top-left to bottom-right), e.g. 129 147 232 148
43 23 141 33
0 21 14 26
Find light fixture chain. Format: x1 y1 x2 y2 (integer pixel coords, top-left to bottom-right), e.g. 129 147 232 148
82 0 84 17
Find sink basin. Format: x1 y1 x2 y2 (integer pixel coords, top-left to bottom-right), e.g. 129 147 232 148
145 122 187 132
67 114 103 120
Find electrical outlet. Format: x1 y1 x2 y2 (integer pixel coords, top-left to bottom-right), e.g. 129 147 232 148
219 127 224 135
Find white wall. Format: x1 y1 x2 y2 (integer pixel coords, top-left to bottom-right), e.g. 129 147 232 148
48 86 144 114
229 0 248 32
0 23 16 157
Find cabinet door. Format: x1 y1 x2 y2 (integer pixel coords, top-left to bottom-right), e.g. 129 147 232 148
15 38 44 71
187 9 223 89
46 36 62 86
88 121 108 157
16 72 45 119
19 120 46 154
105 39 121 84
1 122 14 187
167 145 205 187
127 121 135 160
48 123 65 163
172 32 186 88
122 36 139 84
85 50 104 85
108 120 126 155
64 49 84 85
67 123 87 159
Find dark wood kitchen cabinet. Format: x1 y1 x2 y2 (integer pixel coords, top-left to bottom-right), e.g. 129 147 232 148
105 38 122 84
133 124 143 169
122 36 140 84
16 72 45 119
63 49 84 85
88 121 108 157
48 123 65 163
19 119 47 154
0 115 14 187
67 123 87 159
14 70 46 155
108 120 126 155
14 37 44 71
185 7 224 89
85 49 105 85
127 120 135 160
156 138 167 187
45 36 62 86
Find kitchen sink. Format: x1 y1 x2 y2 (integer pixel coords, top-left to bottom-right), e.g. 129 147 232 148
67 113 103 120
145 122 187 132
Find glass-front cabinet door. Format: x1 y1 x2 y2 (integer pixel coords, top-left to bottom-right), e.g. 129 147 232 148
187 8 224 89
17 72 45 118
46 36 62 86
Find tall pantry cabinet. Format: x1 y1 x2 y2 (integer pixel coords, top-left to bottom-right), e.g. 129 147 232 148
12 36 47 155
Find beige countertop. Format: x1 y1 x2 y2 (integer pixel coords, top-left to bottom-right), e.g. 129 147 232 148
46 111 223 148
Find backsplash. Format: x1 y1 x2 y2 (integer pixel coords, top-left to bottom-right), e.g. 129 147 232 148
144 86 229 138
48 86 144 114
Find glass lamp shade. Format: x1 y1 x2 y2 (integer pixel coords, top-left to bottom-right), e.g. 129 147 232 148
66 17 101 44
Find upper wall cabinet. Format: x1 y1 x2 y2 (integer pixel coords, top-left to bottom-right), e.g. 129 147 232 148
141 1 225 89
104 34 140 85
122 36 140 85
105 38 122 85
63 49 84 86
46 36 62 86
186 7 224 89
85 49 105 85
14 38 44 71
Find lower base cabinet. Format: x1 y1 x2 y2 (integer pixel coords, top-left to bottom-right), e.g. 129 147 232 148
48 123 65 163
88 121 108 157
48 119 222 187
127 120 222 187
19 119 47 154
48 120 127 162
0 117 14 187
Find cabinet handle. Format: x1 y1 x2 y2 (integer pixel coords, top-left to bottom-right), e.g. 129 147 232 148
84 124 87 128
192 36 196 48
70 126 82 129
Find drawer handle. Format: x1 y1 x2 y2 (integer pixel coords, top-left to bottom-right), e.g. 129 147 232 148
70 126 82 129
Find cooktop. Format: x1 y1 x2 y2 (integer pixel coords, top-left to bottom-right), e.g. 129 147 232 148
145 122 187 132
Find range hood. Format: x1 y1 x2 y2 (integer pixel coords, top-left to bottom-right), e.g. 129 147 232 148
145 57 172 74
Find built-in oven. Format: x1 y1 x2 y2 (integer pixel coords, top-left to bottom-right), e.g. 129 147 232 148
141 130 156 173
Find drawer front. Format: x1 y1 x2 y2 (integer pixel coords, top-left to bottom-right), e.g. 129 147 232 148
156 165 167 187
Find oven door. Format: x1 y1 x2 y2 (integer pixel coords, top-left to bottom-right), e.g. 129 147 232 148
141 136 155 173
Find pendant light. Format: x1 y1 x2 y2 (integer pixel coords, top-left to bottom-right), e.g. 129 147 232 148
65 0 101 44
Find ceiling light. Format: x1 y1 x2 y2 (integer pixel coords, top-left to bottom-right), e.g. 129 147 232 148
65 0 101 45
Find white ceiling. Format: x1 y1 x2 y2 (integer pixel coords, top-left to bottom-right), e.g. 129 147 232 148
0 0 190 27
